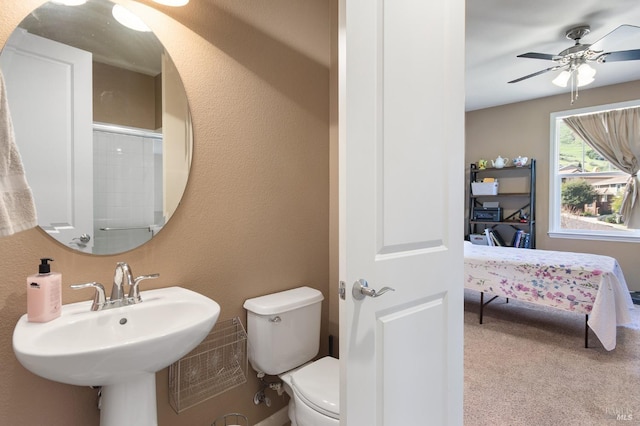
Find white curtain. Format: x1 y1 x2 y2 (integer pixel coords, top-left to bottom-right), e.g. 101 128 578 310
564 108 640 228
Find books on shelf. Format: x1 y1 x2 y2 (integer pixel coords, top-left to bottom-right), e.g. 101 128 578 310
509 229 531 248
492 229 506 246
485 228 531 248
484 228 494 246
511 229 523 247
484 228 504 246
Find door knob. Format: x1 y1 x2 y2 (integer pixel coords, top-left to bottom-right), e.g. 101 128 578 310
352 279 395 300
69 233 91 248
72 234 91 244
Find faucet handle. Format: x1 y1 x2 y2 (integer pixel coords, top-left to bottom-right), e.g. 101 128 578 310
128 273 160 303
71 282 106 311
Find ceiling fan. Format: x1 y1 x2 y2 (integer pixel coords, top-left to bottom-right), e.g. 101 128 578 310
508 24 640 101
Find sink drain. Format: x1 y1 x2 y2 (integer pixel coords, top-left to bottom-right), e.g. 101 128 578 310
119 318 128 325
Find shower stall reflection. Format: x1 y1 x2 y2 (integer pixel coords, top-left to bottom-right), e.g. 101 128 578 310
93 124 163 255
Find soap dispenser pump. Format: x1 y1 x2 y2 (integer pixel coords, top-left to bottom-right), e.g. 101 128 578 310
27 258 62 323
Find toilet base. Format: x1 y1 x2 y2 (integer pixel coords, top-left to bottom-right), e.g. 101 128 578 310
290 390 339 426
279 357 339 426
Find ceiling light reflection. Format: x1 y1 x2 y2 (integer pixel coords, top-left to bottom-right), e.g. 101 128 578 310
152 0 189 6
51 0 87 5
112 4 151 32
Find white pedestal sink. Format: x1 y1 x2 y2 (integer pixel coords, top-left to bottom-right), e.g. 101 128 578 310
13 286 220 426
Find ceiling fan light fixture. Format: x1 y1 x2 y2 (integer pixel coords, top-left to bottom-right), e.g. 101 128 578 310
577 63 596 87
552 70 571 87
552 63 595 89
577 75 595 87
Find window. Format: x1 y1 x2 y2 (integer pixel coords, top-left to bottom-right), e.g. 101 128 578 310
549 100 640 242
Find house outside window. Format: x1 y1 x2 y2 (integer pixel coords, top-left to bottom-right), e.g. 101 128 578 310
549 100 640 243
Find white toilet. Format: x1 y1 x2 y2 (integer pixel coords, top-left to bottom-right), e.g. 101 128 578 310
243 286 339 426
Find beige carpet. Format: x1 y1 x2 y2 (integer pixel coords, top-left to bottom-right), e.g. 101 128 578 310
464 289 640 426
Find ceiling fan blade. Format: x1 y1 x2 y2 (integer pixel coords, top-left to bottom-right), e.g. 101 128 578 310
599 49 640 62
589 25 640 53
517 52 558 61
508 66 563 84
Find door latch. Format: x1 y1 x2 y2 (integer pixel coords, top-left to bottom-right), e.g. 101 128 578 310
352 279 395 300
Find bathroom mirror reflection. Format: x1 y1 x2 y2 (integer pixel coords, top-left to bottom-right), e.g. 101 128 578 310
0 0 192 255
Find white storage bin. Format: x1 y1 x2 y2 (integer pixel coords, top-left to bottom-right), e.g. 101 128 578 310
469 234 488 245
471 181 499 195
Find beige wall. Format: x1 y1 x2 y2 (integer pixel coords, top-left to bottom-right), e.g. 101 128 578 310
93 61 158 130
0 1 331 425
466 80 640 291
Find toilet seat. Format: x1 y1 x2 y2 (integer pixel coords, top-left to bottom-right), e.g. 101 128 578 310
290 356 339 420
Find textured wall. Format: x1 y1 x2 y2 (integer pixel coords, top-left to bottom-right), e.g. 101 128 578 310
466 80 640 292
0 1 330 424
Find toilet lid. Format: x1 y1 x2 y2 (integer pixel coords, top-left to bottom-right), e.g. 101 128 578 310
291 356 339 419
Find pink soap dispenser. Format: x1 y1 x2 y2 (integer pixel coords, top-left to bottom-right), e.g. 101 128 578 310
27 258 62 323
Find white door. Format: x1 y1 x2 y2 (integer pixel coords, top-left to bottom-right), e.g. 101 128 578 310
0 29 93 252
338 0 465 424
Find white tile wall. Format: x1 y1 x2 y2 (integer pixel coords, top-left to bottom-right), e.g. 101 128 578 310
93 126 162 254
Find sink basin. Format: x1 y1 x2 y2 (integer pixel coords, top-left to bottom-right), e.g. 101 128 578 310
13 286 220 425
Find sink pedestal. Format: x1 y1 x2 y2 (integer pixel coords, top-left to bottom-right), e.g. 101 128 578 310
100 373 157 426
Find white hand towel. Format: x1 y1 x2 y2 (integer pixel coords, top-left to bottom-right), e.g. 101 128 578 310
0 70 37 236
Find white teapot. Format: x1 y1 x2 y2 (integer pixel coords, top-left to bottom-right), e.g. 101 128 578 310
513 156 528 167
492 155 508 168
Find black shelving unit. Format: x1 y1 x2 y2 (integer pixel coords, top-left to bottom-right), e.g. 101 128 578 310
468 158 536 248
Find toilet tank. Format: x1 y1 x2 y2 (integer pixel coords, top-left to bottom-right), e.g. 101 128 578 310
243 286 324 376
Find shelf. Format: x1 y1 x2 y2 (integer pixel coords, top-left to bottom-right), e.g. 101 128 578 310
470 220 534 226
472 165 532 172
468 159 536 248
470 192 530 198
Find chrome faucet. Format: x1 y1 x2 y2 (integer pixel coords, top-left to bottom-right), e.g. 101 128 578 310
111 262 133 302
71 262 159 311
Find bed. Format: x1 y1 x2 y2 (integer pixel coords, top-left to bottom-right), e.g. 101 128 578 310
464 241 634 350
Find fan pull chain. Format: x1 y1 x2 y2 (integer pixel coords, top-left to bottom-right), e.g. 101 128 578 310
570 70 579 104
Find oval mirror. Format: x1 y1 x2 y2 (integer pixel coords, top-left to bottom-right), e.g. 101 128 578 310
0 0 192 255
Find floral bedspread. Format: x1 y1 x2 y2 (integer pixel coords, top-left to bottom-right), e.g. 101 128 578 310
464 242 634 350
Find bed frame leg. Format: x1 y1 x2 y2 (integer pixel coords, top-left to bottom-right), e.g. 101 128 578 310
585 314 589 348
479 292 501 324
